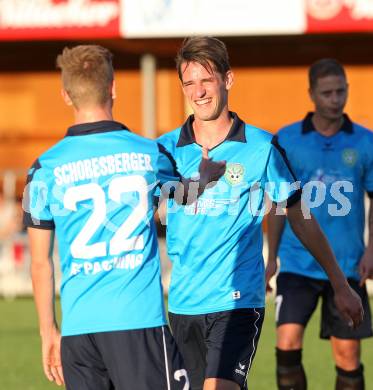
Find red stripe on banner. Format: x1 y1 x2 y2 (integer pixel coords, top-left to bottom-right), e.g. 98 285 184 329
0 25 120 41
306 1 373 33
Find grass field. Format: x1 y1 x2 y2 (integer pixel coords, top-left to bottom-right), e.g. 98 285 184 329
1 297 372 390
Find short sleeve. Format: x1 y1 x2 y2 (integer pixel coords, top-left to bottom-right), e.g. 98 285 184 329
23 159 55 229
265 136 302 207
363 133 373 198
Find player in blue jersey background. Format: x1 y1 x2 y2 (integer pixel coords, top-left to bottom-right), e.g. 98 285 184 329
157 37 364 390
22 45 224 390
266 59 373 390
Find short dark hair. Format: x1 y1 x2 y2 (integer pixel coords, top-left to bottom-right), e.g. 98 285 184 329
309 58 346 89
175 36 230 81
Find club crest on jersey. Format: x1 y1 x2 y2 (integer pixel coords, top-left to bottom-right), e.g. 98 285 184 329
342 149 358 167
225 163 245 186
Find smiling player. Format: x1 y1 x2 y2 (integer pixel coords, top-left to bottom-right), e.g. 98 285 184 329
157 38 363 390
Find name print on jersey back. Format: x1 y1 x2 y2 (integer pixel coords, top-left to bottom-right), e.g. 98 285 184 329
53 152 153 185
29 151 156 269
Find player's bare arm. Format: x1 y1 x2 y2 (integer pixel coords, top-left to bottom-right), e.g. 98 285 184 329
29 228 64 386
265 204 286 292
359 197 373 286
286 199 364 329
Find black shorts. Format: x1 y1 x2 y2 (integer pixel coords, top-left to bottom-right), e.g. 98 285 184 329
169 308 264 390
276 272 373 339
61 326 189 390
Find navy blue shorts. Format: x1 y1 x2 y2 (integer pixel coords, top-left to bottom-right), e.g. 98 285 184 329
169 308 264 390
61 326 189 390
276 272 372 339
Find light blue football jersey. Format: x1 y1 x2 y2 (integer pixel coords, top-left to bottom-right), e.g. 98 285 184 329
24 121 180 336
277 113 373 280
157 112 300 315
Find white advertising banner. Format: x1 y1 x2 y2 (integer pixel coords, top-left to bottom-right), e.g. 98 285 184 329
121 0 306 38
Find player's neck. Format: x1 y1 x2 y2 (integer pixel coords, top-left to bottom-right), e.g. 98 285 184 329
73 104 114 125
193 111 233 149
311 112 344 137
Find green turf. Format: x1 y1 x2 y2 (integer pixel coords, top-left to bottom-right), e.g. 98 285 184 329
0 297 372 389
0 298 59 390
250 297 373 390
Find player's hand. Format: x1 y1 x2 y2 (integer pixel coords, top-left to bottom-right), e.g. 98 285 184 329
333 284 364 329
265 259 277 293
198 147 226 189
40 326 64 386
358 247 373 287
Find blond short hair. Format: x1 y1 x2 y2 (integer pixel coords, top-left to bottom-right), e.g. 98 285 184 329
56 45 114 109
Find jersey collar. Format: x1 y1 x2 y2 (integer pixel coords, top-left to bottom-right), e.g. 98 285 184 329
302 112 354 134
66 120 130 137
176 111 246 147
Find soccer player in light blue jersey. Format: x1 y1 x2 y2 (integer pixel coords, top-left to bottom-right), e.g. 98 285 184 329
157 37 364 390
23 45 225 390
266 59 373 390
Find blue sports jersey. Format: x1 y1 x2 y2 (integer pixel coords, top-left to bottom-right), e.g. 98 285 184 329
157 112 300 315
24 121 180 336
277 113 373 280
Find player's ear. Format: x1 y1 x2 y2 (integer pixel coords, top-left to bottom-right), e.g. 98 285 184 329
61 89 73 106
225 70 234 90
111 80 116 100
